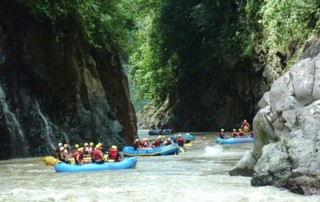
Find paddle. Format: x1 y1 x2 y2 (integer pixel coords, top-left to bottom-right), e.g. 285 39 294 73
218 138 225 145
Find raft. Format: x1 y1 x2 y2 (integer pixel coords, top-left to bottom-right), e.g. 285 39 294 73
54 157 138 173
215 137 254 144
170 133 196 142
122 144 180 156
148 129 172 135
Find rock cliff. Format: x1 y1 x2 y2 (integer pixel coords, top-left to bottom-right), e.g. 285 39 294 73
0 2 137 159
230 40 320 195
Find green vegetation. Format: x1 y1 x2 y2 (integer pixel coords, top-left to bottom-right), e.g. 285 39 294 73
15 0 134 52
7 0 320 111
258 0 320 57
129 0 320 110
129 0 251 108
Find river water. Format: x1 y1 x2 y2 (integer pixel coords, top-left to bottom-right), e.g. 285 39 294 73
0 130 319 202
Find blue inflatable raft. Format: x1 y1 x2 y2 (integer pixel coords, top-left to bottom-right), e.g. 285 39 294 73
148 129 173 135
170 133 195 142
215 137 254 144
54 157 138 173
122 144 180 156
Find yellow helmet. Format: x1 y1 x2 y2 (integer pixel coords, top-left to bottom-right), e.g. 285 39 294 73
238 128 242 131
77 148 83 152
157 135 161 139
233 129 236 132
84 143 88 146
134 139 139 143
178 134 182 137
90 142 94 146
221 129 224 132
111 145 117 150
58 143 62 147
95 145 100 150
75 144 79 148
186 133 190 135
167 138 171 141
64 144 68 148
98 143 102 146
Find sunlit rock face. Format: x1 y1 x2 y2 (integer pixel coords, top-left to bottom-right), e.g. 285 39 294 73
0 3 136 159
234 41 320 195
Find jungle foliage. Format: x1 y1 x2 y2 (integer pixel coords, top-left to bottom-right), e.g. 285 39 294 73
13 0 134 52
129 0 320 109
7 0 320 111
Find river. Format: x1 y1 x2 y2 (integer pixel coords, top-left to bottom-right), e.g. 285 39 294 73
0 130 319 202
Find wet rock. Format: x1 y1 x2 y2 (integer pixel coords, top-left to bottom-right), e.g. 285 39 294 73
285 174 320 195
229 150 256 176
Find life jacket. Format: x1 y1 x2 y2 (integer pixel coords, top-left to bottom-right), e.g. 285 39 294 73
73 152 84 165
154 139 162 147
219 132 225 139
72 151 78 159
177 137 184 147
92 149 102 160
58 150 67 161
232 132 238 138
238 131 245 136
108 149 118 160
140 141 145 147
78 152 84 160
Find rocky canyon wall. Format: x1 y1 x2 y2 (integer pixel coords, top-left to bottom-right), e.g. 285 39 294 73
0 2 137 159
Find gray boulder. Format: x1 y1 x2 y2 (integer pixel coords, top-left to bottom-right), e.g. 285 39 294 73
231 42 320 195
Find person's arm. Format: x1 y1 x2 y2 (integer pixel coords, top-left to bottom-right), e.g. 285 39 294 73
76 154 81 165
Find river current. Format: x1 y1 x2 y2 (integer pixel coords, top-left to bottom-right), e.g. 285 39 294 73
0 130 319 202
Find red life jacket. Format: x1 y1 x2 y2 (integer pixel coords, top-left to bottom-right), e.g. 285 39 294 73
140 141 145 147
239 131 245 136
92 149 102 160
75 152 84 164
108 149 118 160
154 139 161 147
232 132 238 138
72 151 78 159
177 137 184 147
78 152 84 160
